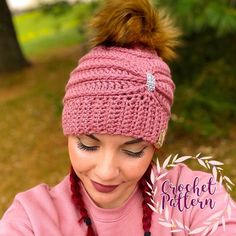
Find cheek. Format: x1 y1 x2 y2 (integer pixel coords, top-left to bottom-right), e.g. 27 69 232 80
68 141 94 173
122 153 153 182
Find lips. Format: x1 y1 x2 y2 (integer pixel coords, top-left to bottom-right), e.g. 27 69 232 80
91 180 119 193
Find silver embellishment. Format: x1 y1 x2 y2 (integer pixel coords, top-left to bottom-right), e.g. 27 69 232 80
146 72 156 92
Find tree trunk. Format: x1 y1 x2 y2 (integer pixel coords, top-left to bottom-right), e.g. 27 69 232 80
0 0 29 73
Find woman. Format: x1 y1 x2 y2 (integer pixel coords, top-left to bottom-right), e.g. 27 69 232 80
1 0 236 235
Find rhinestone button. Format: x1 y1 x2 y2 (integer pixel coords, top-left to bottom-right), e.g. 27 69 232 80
146 72 156 92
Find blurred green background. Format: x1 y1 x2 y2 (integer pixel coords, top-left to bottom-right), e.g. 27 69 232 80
0 0 235 216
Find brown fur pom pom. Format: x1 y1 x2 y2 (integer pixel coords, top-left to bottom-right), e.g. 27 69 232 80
88 0 181 61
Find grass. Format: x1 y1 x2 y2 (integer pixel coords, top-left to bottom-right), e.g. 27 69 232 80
0 2 235 218
13 2 97 56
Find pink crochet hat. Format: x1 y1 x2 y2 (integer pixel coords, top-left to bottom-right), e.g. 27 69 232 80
62 45 175 149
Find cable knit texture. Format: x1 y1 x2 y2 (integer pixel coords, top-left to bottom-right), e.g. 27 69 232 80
62 45 175 147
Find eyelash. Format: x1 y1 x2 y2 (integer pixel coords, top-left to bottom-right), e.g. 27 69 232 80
76 142 145 158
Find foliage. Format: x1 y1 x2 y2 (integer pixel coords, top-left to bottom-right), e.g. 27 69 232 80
156 0 236 36
149 0 236 140
169 30 236 140
39 0 72 16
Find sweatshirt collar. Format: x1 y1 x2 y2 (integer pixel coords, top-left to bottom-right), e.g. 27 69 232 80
79 181 142 222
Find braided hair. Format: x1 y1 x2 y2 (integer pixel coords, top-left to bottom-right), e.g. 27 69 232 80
139 164 154 236
69 164 154 236
70 166 96 236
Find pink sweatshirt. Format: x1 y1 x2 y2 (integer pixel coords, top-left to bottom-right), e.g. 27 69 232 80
1 164 236 235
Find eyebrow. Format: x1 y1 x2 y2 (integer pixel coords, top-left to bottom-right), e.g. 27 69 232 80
85 134 144 145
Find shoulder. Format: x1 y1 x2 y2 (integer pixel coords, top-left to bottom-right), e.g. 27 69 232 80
152 161 216 183
152 162 213 186
14 175 70 210
0 175 74 235
0 175 88 235
1 175 71 229
166 163 212 183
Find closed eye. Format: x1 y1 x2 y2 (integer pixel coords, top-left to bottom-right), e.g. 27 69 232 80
76 141 146 158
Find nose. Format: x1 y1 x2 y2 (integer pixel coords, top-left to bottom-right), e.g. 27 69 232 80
94 150 120 182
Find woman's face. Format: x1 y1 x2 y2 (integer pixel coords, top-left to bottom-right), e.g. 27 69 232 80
68 133 155 209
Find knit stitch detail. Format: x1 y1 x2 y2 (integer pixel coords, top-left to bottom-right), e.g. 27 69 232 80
62 46 175 147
